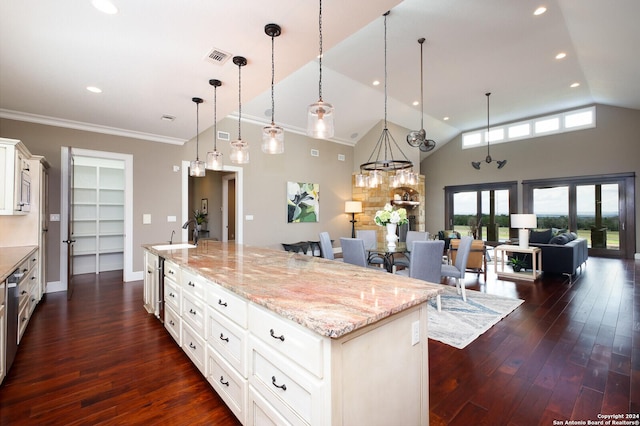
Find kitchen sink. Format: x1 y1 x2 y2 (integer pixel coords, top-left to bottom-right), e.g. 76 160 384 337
151 243 197 250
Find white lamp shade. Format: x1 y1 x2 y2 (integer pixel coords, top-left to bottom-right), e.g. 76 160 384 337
307 100 334 139
345 201 362 214
510 214 537 229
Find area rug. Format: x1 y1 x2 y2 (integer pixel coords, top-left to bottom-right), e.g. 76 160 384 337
427 287 523 349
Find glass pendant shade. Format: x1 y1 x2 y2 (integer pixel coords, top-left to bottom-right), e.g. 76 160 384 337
262 124 284 154
231 55 249 164
307 100 334 139
206 151 223 170
230 140 249 164
368 170 382 188
190 159 206 177
355 173 368 188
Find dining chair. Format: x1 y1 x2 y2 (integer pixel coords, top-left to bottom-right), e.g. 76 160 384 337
340 238 383 270
395 240 445 311
441 235 473 304
393 231 429 270
319 232 342 261
355 229 385 268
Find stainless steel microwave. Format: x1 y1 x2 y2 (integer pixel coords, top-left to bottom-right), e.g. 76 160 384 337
19 169 31 212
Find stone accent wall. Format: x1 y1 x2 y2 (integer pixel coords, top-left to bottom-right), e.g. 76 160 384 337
351 172 425 244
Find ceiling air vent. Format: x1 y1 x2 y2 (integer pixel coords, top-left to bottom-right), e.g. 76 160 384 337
205 48 231 66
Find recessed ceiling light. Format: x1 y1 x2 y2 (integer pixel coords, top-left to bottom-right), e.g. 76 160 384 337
92 0 118 15
372 80 380 86
412 101 419 106
86 86 102 93
443 116 450 121
555 52 567 60
570 82 580 88
534 6 547 16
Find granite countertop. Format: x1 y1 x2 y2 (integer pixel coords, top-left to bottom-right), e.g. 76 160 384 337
0 246 38 282
145 241 442 338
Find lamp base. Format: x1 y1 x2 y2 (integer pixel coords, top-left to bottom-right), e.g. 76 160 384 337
350 214 357 238
518 228 530 248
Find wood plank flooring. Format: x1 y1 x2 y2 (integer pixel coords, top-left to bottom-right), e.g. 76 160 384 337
0 257 638 425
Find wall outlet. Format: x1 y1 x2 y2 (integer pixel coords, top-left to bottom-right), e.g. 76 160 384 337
50 213 60 222
411 321 420 346
143 214 151 224
167 216 176 222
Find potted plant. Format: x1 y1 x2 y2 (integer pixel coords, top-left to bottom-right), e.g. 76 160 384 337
508 256 527 272
193 209 207 230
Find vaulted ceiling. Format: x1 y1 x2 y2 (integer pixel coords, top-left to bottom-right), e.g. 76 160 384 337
1 0 639 158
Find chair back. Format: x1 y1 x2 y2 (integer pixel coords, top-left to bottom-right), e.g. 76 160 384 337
356 229 378 250
340 238 368 267
408 240 445 283
318 232 334 260
453 236 474 278
405 231 429 252
450 239 485 269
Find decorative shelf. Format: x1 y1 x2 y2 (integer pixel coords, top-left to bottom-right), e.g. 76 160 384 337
391 200 419 208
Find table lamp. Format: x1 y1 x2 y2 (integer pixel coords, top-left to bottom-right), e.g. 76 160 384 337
510 214 537 248
345 201 362 238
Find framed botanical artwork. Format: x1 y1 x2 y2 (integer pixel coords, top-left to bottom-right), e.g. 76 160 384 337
287 182 319 223
201 198 208 215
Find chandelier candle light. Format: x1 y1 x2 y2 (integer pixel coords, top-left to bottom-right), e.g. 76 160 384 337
262 23 285 154
189 97 206 177
355 12 417 189
206 79 223 170
306 0 334 139
375 203 408 247
230 56 249 164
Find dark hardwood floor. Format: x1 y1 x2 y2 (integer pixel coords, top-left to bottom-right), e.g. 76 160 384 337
0 257 638 425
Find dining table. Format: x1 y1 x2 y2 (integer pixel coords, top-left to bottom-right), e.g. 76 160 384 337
367 242 407 272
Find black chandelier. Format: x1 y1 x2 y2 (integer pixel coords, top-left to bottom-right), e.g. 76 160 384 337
472 92 507 170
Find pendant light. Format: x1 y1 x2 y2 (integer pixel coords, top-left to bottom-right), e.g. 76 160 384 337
306 0 334 139
407 38 436 152
355 11 414 189
230 56 249 164
471 92 507 170
206 79 223 170
262 23 284 154
189 97 206 177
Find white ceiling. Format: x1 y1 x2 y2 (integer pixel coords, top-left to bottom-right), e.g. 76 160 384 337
1 0 639 158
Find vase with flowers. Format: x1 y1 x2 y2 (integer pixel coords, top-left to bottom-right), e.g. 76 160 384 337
193 209 207 231
374 203 408 247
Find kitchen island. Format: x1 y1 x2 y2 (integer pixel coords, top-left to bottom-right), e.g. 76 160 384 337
144 241 441 426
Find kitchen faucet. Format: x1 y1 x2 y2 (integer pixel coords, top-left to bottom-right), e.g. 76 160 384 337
169 230 175 245
182 219 199 245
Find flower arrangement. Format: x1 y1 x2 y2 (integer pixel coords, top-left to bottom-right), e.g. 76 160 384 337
374 203 408 226
193 209 207 225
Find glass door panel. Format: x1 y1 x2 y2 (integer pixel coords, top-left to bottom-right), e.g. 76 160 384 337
453 191 477 237
533 186 569 230
481 189 510 242
577 183 620 250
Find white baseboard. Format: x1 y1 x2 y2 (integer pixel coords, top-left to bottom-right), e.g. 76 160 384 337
46 281 65 293
635 252 640 260
126 270 143 282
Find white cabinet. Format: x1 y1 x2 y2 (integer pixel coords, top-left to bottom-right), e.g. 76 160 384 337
72 158 125 274
0 138 31 215
143 251 159 316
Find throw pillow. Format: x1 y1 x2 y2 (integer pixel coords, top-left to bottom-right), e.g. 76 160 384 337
565 232 577 241
530 229 553 244
549 234 569 245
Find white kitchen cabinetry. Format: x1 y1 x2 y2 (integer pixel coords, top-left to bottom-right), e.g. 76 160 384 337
143 251 159 316
144 248 429 426
0 138 31 215
72 158 124 274
163 260 181 345
16 250 38 343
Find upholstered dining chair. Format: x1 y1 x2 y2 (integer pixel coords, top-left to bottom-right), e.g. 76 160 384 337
340 238 384 270
355 229 385 268
441 235 473 304
395 240 445 311
319 232 342 261
393 231 429 270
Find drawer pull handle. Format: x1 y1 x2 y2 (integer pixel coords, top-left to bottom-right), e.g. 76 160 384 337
219 333 229 342
218 299 228 307
220 376 229 387
188 281 195 287
189 342 196 349
169 292 175 298
168 270 174 274
169 320 175 326
21 290 27 295
269 329 285 342
271 376 287 391
189 308 197 315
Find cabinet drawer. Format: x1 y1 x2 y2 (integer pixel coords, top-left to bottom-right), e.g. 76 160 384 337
248 386 295 426
164 305 181 345
164 260 180 285
18 301 30 342
249 303 324 378
164 278 181 312
207 344 247 424
28 252 38 272
182 269 206 301
207 283 247 328
182 322 206 375
249 336 318 426
206 306 247 377
182 293 205 336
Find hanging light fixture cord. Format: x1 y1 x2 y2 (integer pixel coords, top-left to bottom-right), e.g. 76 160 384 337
237 61 242 140
420 38 424 130
195 98 200 160
318 0 323 101
213 85 218 151
486 92 491 158
270 32 275 125
383 11 388 129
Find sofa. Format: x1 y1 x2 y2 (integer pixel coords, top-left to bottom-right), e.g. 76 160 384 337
514 228 588 276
